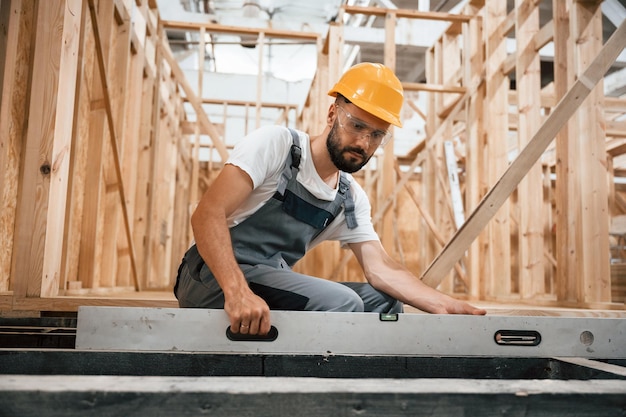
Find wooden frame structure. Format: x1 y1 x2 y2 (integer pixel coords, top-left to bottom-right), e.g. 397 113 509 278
1 0 625 314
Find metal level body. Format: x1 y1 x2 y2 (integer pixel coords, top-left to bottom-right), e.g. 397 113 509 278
76 306 626 359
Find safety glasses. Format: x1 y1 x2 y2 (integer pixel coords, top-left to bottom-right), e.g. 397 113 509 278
334 104 392 147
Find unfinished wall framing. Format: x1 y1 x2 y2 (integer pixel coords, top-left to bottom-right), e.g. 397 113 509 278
0 0 625 314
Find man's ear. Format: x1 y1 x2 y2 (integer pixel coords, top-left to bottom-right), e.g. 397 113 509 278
327 103 336 126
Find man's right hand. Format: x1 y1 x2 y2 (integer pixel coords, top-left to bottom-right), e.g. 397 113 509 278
224 290 271 336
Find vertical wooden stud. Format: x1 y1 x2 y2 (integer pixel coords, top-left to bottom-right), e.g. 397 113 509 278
516 0 544 298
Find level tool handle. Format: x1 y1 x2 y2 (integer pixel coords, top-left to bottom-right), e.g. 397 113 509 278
494 330 541 346
226 325 279 342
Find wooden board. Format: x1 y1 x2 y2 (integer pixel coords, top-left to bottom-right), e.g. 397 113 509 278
1 375 625 417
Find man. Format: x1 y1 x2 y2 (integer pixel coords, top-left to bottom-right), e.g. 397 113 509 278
175 62 486 336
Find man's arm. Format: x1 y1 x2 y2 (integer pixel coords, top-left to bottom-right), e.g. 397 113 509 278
349 240 486 315
191 164 271 335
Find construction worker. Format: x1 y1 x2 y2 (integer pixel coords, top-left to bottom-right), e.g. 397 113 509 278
175 62 486 336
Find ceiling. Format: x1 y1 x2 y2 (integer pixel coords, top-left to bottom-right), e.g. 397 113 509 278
168 0 626 88
159 0 626 162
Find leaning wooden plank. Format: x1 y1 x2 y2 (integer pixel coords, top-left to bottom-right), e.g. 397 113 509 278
420 18 626 288
87 0 140 291
553 357 626 378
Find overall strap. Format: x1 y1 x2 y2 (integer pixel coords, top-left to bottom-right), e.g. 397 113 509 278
277 127 358 230
338 173 358 229
276 128 301 196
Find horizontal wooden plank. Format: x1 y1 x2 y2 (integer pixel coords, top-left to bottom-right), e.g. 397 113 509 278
11 296 177 312
343 5 472 23
162 20 319 40
0 294 12 311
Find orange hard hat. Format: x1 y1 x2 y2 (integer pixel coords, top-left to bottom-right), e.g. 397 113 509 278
328 62 403 127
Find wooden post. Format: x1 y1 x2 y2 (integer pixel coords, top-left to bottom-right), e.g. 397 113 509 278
87 0 141 291
484 0 511 297
381 11 397 254
423 44 439 275
189 26 204 245
571 0 611 303
295 22 344 281
12 0 83 297
516 0 544 299
554 0 577 302
116 0 149 288
64 2 95 292
133 6 159 292
256 31 264 129
0 0 35 293
100 0 133 290
463 3 485 299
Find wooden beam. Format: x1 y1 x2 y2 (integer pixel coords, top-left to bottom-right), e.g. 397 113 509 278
483 0 511 296
380 11 397 254
553 0 576 303
402 82 466 94
607 138 626 157
12 0 82 298
116 0 149 289
4 376 626 416
197 98 297 109
419 17 626 289
606 119 626 139
64 2 96 291
463 0 485 300
516 0 545 298
571 1 611 303
101 0 133 290
0 0 35 293
159 37 229 162
162 20 319 41
535 19 554 51
342 5 472 23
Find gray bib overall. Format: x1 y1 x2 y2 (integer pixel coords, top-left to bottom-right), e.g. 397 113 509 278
175 128 402 313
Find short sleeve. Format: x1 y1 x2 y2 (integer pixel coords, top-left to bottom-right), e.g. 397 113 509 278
226 125 291 189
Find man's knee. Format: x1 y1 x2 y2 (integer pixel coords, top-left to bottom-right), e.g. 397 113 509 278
305 286 364 312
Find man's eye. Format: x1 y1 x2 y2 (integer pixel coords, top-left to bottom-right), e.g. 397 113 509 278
371 131 385 141
350 120 367 131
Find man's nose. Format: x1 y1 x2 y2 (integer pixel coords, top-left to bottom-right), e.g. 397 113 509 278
353 132 373 149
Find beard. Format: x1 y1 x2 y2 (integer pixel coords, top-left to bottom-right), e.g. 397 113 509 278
326 123 372 173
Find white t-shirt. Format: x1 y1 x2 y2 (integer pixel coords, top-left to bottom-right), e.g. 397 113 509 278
226 125 380 249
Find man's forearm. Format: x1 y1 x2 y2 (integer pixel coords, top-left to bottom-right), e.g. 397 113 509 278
191 212 248 298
